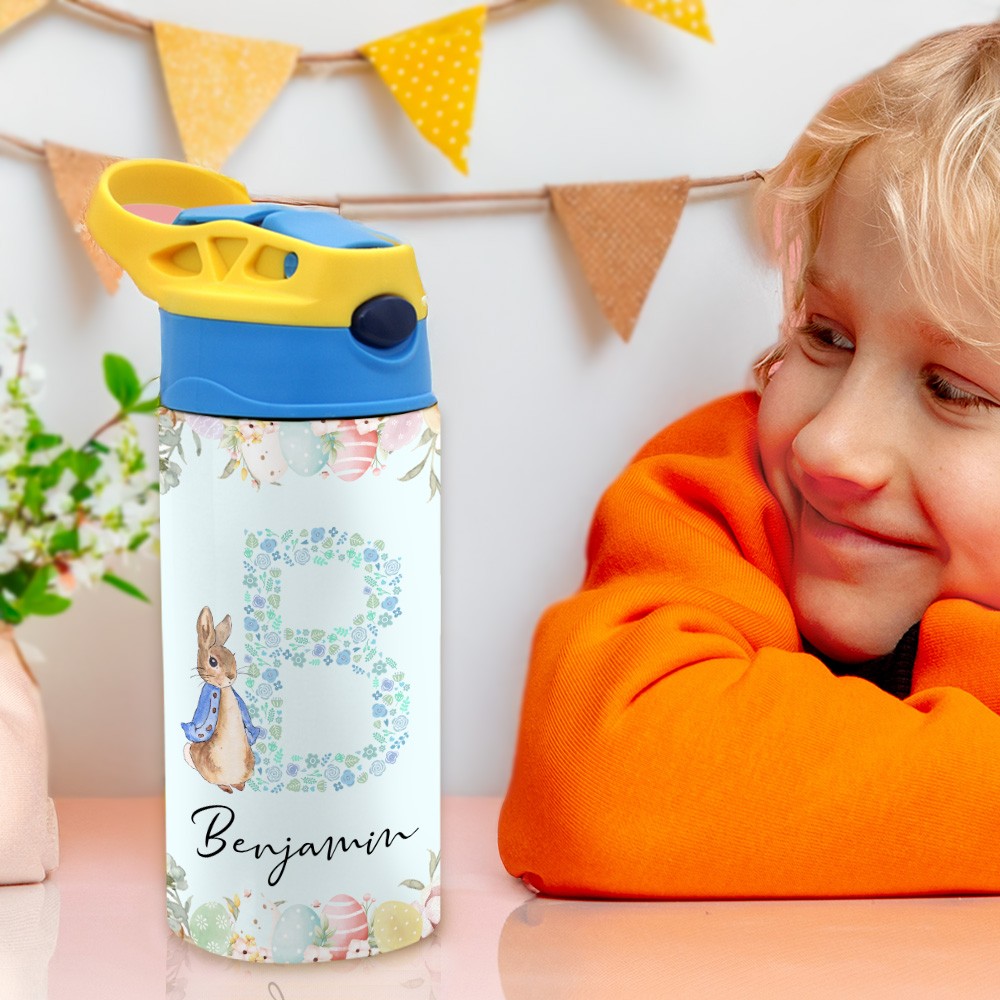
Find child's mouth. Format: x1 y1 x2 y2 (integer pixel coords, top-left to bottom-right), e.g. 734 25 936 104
799 499 930 554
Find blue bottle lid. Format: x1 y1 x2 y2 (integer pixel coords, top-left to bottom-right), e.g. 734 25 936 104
159 204 436 419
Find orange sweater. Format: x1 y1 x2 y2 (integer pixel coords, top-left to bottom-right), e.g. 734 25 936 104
498 392 1000 899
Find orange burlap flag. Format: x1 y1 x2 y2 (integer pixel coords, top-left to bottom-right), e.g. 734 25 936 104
44 141 123 294
550 178 690 341
361 6 487 175
618 0 713 42
0 0 47 36
154 21 300 170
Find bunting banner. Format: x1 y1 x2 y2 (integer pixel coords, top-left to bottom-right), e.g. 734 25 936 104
154 21 301 170
43 141 123 294
0 0 47 37
5 127 728 337
618 0 713 42
361 6 487 175
1 0 712 175
550 178 690 341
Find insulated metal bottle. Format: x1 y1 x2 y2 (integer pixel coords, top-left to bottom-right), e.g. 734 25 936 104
87 160 441 963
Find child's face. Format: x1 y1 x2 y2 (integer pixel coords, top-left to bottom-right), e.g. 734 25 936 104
757 144 1000 661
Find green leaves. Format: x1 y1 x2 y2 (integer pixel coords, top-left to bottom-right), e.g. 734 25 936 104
103 354 142 409
47 528 79 555
0 339 158 626
17 567 71 617
102 353 159 422
101 572 150 603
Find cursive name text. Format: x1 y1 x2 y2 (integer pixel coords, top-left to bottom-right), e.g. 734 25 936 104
192 804 419 886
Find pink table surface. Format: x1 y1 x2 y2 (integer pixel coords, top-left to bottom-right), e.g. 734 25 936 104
3 796 1000 999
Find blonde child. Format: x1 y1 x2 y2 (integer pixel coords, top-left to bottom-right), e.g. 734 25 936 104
499 22 1000 898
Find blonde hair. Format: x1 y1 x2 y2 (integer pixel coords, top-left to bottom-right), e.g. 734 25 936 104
755 22 1000 386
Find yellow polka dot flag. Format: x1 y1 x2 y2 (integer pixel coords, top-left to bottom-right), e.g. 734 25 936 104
361 6 487 175
154 21 301 170
0 0 48 36
550 178 691 341
618 0 713 42
44 141 123 294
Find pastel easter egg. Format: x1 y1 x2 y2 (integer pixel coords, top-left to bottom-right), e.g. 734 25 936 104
189 901 233 956
279 421 328 477
239 421 288 485
238 419 278 439
271 903 322 964
322 893 370 960
183 412 225 440
372 900 423 953
238 894 274 940
329 425 378 482
380 411 423 453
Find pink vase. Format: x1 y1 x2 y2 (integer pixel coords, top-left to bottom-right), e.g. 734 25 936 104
0 625 58 884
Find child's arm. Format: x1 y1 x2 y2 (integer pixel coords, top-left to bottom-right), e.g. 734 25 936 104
912 600 1000 712
498 392 1000 898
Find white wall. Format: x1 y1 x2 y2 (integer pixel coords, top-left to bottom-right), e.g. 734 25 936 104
1 0 993 796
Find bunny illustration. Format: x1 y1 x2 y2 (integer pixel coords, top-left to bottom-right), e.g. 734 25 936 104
181 606 264 793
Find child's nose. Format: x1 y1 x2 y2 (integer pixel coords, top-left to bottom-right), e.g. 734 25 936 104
790 382 899 497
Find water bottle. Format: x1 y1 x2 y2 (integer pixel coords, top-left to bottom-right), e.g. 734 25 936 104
87 159 441 963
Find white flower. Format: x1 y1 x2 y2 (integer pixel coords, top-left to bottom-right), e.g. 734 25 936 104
67 552 105 588
415 868 441 938
355 417 380 435
0 523 44 571
345 939 371 959
20 363 45 397
41 480 75 520
0 528 26 573
311 419 340 436
0 451 17 475
0 406 27 440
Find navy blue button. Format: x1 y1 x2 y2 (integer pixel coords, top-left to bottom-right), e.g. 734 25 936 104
350 295 418 349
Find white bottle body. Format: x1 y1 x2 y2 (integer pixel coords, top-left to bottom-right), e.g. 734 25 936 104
160 406 441 963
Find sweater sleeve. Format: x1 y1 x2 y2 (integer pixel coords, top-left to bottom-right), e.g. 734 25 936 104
912 600 1000 714
498 393 1000 899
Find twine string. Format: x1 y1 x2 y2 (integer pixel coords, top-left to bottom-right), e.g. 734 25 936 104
61 0 539 66
0 132 767 211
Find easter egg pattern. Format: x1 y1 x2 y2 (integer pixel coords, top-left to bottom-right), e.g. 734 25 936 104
372 900 423 953
238 420 288 485
380 411 423 453
189 901 233 956
322 894 370 960
183 412 225 439
279 421 328 476
271 903 322 964
329 425 378 481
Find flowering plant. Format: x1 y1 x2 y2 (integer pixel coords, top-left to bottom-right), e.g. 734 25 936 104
0 314 158 623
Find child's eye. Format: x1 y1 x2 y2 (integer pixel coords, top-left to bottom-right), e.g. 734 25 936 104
796 321 854 353
925 371 1000 410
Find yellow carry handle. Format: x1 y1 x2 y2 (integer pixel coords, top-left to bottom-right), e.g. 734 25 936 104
86 159 427 327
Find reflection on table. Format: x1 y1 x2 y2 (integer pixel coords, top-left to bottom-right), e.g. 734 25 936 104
43 796 518 1000
165 920 440 999
498 894 1000 999
32 795 1000 999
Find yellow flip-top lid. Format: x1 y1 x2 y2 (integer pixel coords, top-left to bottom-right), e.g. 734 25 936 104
86 159 427 327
